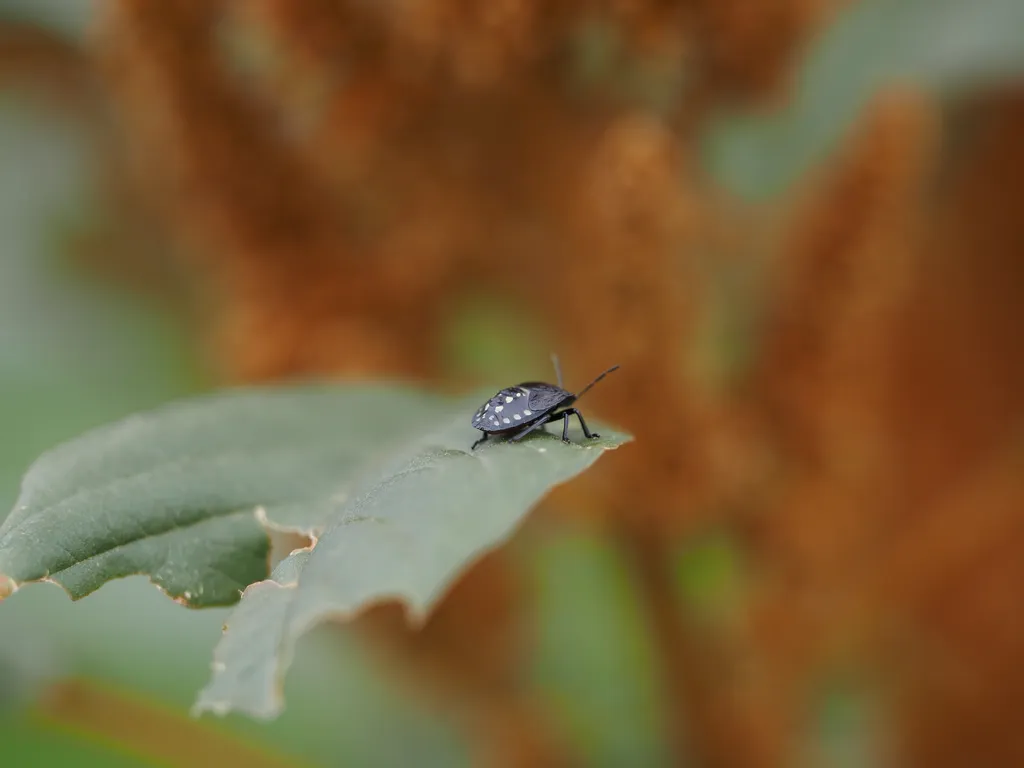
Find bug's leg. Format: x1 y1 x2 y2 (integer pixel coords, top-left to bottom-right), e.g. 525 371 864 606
562 408 600 440
471 432 488 450
561 411 571 442
510 414 553 442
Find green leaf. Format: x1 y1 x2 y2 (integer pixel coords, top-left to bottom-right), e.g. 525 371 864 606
190 403 629 719
0 385 470 606
0 382 630 718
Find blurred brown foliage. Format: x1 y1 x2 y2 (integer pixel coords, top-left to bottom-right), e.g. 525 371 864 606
4 1 1024 766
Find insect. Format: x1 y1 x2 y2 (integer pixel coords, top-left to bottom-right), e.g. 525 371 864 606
470 355 620 450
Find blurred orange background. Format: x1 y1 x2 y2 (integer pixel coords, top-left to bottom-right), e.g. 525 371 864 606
1 1 1023 766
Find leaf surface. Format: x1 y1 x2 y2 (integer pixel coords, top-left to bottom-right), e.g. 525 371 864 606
0 382 630 718
0 386 454 606
191 404 630 718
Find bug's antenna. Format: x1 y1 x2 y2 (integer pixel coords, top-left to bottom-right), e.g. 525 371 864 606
575 364 620 399
550 352 563 388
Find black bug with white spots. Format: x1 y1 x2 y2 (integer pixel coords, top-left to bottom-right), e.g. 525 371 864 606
470 356 620 450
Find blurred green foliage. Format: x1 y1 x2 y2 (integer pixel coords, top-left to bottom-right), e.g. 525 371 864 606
705 0 1024 200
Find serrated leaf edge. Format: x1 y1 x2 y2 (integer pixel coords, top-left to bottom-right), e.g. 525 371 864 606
191 436 635 719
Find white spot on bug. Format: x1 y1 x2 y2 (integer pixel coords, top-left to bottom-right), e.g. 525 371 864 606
495 405 503 413
503 418 511 424
484 403 490 410
505 396 513 403
514 414 521 420
523 410 532 416
515 392 523 397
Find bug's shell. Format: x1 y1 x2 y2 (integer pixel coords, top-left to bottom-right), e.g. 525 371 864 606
471 382 574 434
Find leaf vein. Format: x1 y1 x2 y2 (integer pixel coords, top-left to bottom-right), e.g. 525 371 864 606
46 506 257 579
